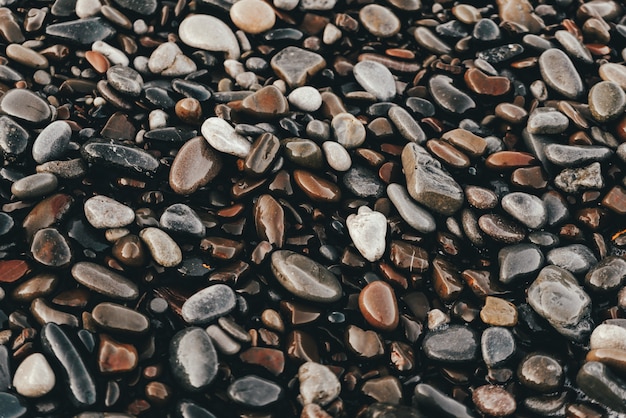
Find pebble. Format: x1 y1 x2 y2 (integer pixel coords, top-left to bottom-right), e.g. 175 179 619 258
527 265 593 341
589 81 626 122
5 44 48 69
31 227 72 268
359 281 399 332
481 326 516 368
106 65 143 97
71 262 139 301
472 385 516 417
246 134 281 176
298 362 341 406
179 14 240 59
402 143 464 216
577 362 626 414
422 325 478 363
148 42 197 76
554 162 604 193
98 334 138 374
81 139 160 177
181 284 237 325
599 63 626 90
538 49 585 99
480 296 518 327
271 250 342 303
359 4 400 38
413 384 475 418
346 206 387 262
294 170 342 203
501 192 547 229
322 141 351 172
345 325 384 359
585 256 626 292
0 116 29 158
527 107 569 136
230 0 275 34
270 46 326 88
590 323 626 352
11 173 57 200
300 0 336 10
332 112 365 149
498 243 544 284
387 183 436 234
283 138 324 169
206 325 240 355
160 203 204 237
546 244 597 275
389 106 426 144
113 0 156 14
92 302 150 335
84 195 135 229
473 19 500 41
228 375 283 408
342 166 385 198
45 17 116 45
169 327 218 392
254 194 285 247
544 144 612 167
169 136 222 195
0 89 52 125
353 60 396 101
288 86 323 112
75 0 101 18
517 353 563 392
429 75 476 114
414 27 451 55
13 353 55 398
201 117 251 158
139 227 182 267
0 393 27 418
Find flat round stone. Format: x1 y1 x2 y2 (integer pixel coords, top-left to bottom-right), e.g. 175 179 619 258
599 63 626 90
241 85 289 118
332 112 366 149
139 227 182 267
11 173 57 200
31 228 72 268
179 15 240 59
181 284 237 325
359 280 399 331
353 60 396 101
498 243 544 284
518 353 564 392
169 136 222 195
480 296 518 327
322 141 351 172
288 86 322 112
160 203 204 237
201 117 251 158
539 49 584 99
271 250 342 303
13 353 55 398
106 65 144 97
472 385 517 417
589 81 626 122
170 327 218 392
501 192 547 229
478 214 526 244
422 325 478 363
84 195 134 229
230 0 275 34
71 262 139 301
0 89 52 125
481 326 516 368
227 375 283 408
359 4 401 38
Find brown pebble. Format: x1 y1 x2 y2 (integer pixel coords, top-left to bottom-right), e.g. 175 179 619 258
465 68 511 96
293 170 341 203
98 334 138 374
112 234 146 268
242 85 289 118
472 385 517 417
359 281 399 332
85 50 110 74
0 259 31 283
480 296 518 326
465 186 498 209
432 256 464 302
174 98 202 124
426 139 470 168
602 186 626 215
240 347 285 376
485 151 537 170
169 136 223 195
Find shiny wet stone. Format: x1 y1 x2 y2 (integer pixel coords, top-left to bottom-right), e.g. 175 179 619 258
181 284 237 325
169 327 218 392
227 375 284 408
422 325 478 363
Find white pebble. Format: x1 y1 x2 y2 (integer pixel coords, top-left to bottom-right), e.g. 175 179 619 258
149 109 169 130
133 19 148 35
298 362 341 406
93 97 106 107
92 40 129 66
76 0 101 18
224 59 245 78
288 86 322 112
322 141 351 172
346 206 387 262
274 0 299 10
323 23 342 45
13 353 56 398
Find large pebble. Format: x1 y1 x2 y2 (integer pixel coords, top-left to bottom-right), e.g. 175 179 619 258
429 75 476 114
170 327 218 392
599 63 626 90
45 17 116 45
527 108 569 135
148 42 197 76
413 383 475 418
13 353 55 398
527 265 593 342
544 144 612 167
201 117 251 158
359 281 398 331
546 244 597 275
539 49 584 99
159 203 204 237
353 60 396 101
84 195 135 229
298 362 341 406
517 353 564 392
577 362 626 414
271 250 342 303
11 173 57 200
498 243 544 284
589 81 626 122
585 256 626 292
113 0 157 14
106 65 143 97
0 89 52 125
590 322 626 352
92 302 150 335
0 116 29 158
71 262 139 301
181 284 237 325
346 206 387 262
422 325 478 363
179 15 240 59
481 326 516 367
230 0 275 34
554 162 604 193
501 192 547 229
359 4 401 38
288 86 322 112
139 227 182 267
31 228 72 268
169 136 222 195
322 141 351 172
81 139 160 177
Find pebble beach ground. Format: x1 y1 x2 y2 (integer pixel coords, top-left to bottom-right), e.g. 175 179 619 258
1 0 626 417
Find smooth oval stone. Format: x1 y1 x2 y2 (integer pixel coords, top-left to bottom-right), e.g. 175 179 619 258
31 228 72 268
0 393 27 418
555 30 592 64
322 141 351 172
472 385 516 417
481 326 516 368
599 63 626 90
387 184 436 234
359 4 400 38
22 193 74 239
422 325 478 363
577 362 626 413
546 244 597 275
429 75 476 114
84 195 134 229
180 19 237 60
414 27 452 55
527 108 569 134
0 89 51 125
92 302 150 335
71 262 139 301
169 136 222 195
245 133 280 176
501 192 547 229
332 112 366 149
293 169 341 203
227 375 283 408
112 0 157 14
160 203 204 237
389 106 426 144
254 194 285 247
544 144 612 167
170 327 218 392
347 206 387 262
11 173 57 200
241 85 289 118
106 65 144 97
181 284 237 325
0 116 28 158
45 17 116 45
343 166 385 198
230 0 275 34
359 281 398 332
478 214 525 244
402 143 464 216
288 87 322 113
590 323 626 351
6 44 48 69
539 49 584 99
32 120 72 164
40 323 97 408
498 243 544 284
585 256 626 292
353 60 396 101
282 138 324 169
298 362 341 406
589 81 626 122
518 353 564 392
413 383 475 418
270 46 326 88
527 265 593 342
201 117 251 158
139 227 182 267
271 250 342 303
81 139 159 177
13 353 55 398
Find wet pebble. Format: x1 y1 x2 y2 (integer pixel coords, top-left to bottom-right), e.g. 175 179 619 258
298 362 341 406
13 353 55 398
346 206 387 262
227 375 283 408
139 227 182 267
589 81 626 122
170 327 218 392
353 60 396 101
84 195 134 229
181 284 237 325
11 173 57 200
422 325 478 363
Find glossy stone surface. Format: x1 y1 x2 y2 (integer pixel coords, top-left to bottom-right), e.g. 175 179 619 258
359 281 399 332
169 327 218 392
181 284 237 325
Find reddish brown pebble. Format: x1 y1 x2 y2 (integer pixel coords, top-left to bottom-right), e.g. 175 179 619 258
432 256 464 302
293 170 342 203
98 334 138 374
472 385 517 417
602 186 626 215
169 136 223 195
240 347 285 376
242 85 289 118
465 68 511 96
85 50 110 74
511 166 548 190
485 151 537 170
0 260 31 283
359 281 399 332
389 240 429 272
145 381 171 406
478 214 526 244
174 98 202 124
586 349 626 374
301 403 332 418
441 128 487 157
426 139 470 168
112 234 146 267
254 194 285 248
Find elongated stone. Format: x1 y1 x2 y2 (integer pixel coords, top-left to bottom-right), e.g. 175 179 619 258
40 323 96 408
169 136 222 195
179 14 240 60
254 194 285 248
577 362 626 413
413 383 475 418
0 89 52 125
539 49 584 99
181 284 237 325
170 327 218 392
71 262 139 301
429 75 476 114
81 139 159 177
84 195 135 229
11 173 58 200
45 17 116 45
271 250 342 303
92 302 150 335
353 60 396 101
387 184 436 233
201 117 251 158
227 375 283 408
139 227 182 267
